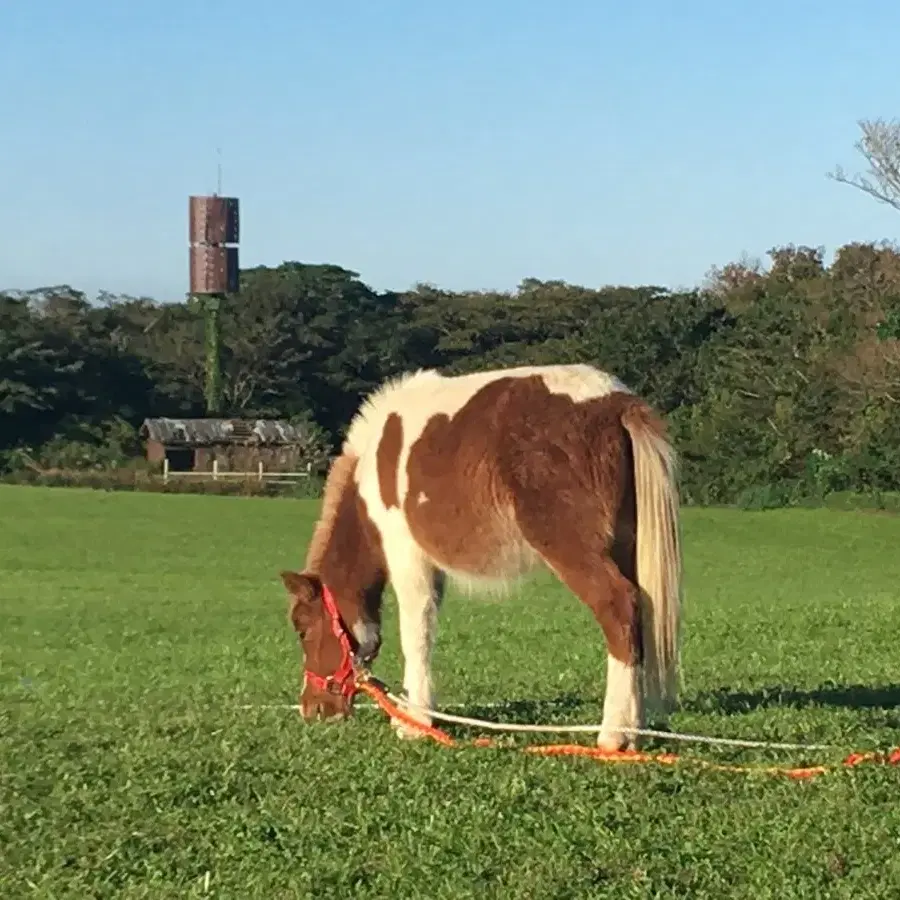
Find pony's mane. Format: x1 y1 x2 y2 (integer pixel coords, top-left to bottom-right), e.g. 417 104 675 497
304 452 359 573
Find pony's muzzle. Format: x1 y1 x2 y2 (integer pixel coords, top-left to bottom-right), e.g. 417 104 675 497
301 693 353 722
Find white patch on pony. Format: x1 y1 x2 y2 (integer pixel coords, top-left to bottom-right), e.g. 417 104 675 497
343 368 442 462
537 363 630 403
598 656 643 751
385 542 441 727
416 492 429 505
351 619 380 657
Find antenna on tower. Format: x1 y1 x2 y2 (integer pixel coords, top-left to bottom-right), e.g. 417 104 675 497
216 147 223 197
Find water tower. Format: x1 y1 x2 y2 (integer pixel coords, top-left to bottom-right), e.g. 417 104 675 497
189 194 240 415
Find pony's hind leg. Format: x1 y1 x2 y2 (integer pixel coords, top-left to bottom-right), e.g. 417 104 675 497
568 557 643 752
388 547 446 740
531 543 644 752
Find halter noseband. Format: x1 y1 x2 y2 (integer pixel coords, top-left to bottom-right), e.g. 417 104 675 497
303 584 358 701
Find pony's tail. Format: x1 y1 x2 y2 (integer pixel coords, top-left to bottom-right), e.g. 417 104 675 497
621 402 683 719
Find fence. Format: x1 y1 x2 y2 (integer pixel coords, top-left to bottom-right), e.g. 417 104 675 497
161 459 313 486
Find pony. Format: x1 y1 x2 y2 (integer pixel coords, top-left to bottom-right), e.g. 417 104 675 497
279 363 682 751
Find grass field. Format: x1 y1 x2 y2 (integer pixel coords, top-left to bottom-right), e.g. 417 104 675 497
2 484 900 899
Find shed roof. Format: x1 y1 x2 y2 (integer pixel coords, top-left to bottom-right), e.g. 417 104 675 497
140 418 310 446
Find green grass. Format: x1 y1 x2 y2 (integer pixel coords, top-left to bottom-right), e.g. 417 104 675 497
2 485 900 899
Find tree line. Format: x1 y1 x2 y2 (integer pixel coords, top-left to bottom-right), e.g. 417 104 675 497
2 237 900 505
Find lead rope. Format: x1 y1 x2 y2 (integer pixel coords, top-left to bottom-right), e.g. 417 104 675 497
382 688 834 750
353 674 900 780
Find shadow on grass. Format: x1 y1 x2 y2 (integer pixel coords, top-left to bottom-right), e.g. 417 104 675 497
688 682 900 715
461 692 592 723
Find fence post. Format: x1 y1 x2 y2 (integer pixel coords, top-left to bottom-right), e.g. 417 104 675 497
258 461 264 482
212 459 219 481
163 457 169 484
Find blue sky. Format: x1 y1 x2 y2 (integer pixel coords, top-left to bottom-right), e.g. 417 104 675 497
1 0 898 302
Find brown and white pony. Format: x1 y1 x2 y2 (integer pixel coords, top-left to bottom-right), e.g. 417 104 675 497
280 363 682 751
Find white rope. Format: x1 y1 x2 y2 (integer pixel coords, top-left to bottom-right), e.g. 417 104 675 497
237 698 835 752
235 700 512 711
386 693 836 751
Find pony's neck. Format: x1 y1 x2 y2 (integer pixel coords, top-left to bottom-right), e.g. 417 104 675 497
304 453 359 574
305 452 387 630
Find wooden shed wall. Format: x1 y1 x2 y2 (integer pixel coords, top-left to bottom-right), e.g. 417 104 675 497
191 444 305 472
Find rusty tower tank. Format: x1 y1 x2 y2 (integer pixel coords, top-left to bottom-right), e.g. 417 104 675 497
189 194 240 415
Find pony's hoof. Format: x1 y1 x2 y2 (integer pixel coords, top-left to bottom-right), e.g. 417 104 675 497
392 719 431 741
597 732 633 753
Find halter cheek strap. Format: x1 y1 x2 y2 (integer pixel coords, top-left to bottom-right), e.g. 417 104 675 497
303 585 358 700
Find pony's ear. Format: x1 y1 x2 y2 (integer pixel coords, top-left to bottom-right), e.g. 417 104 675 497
280 570 316 597
280 571 322 633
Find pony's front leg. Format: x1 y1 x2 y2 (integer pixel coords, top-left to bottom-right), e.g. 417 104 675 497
391 561 445 740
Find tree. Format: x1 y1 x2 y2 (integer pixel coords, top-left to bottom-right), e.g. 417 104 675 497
830 120 900 340
219 262 404 436
0 296 81 444
829 118 900 212
0 292 153 463
89 295 206 416
4 238 900 498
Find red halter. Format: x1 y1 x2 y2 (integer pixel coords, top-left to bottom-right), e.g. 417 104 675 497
303 584 358 700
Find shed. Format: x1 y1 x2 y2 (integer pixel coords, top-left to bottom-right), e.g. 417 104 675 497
140 418 313 474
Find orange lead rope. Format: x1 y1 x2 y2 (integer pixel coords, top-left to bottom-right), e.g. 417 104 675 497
356 678 456 746
355 676 900 780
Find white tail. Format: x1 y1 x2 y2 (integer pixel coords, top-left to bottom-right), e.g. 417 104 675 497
622 405 683 718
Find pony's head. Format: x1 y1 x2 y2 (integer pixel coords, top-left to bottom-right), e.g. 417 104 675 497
280 451 386 721
280 569 381 721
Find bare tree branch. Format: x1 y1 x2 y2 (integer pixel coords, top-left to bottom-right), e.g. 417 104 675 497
223 369 258 411
828 118 900 211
